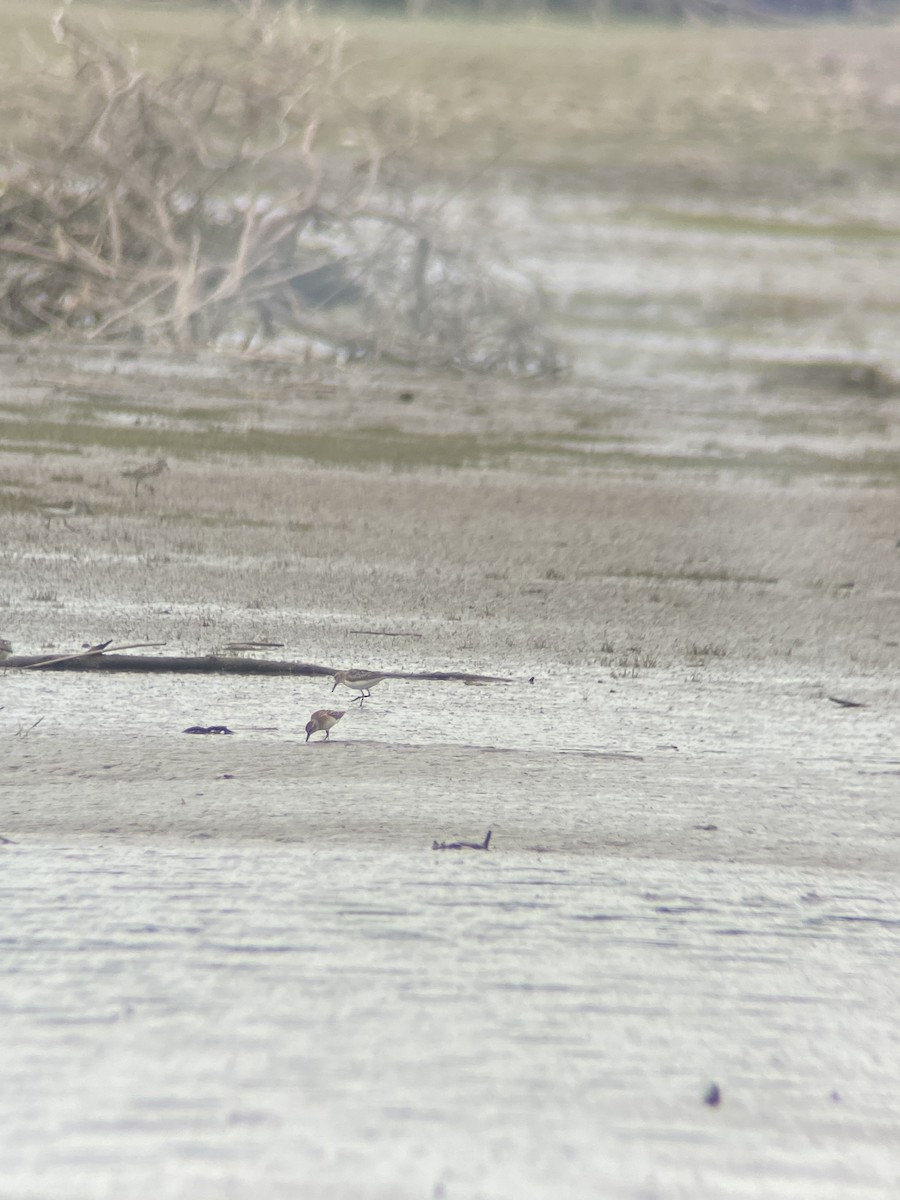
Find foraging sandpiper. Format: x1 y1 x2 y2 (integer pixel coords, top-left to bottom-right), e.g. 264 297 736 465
121 457 168 496
305 709 346 741
331 668 387 705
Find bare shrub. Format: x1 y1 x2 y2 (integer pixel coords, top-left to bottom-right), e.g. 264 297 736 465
0 3 562 374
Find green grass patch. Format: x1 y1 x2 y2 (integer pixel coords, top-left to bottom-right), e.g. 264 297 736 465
0 414 596 468
610 567 779 586
158 511 308 531
631 208 900 242
740 409 892 438
756 360 900 396
3 409 899 483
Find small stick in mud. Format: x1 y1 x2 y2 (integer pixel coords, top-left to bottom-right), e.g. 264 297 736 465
222 642 285 652
348 629 423 639
827 695 867 708
432 830 492 852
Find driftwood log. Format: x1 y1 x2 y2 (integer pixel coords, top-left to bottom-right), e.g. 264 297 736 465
3 653 512 684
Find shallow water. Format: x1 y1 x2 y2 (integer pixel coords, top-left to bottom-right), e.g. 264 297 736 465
2 839 899 1200
507 191 900 392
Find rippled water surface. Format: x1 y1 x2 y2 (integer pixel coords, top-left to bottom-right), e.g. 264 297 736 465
2 825 900 1199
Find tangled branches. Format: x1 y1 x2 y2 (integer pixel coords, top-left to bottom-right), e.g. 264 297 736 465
0 4 562 375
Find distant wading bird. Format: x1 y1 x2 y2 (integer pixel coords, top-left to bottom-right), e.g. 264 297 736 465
40 499 90 529
0 637 12 660
332 669 386 705
305 709 346 742
121 457 168 496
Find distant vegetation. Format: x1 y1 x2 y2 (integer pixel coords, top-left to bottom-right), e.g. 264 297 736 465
0 3 562 372
199 0 899 16
3 3 899 198
1 1 898 368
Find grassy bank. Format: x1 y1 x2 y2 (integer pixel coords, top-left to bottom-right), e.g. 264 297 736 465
2 2 900 200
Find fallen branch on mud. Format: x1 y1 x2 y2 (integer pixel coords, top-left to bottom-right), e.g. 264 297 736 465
433 830 492 852
0 4 562 375
3 653 511 684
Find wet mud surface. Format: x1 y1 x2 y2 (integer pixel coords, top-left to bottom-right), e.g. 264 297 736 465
2 209 900 1196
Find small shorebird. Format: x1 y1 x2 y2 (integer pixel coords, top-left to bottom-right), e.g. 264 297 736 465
332 668 387 705
0 638 12 660
40 499 90 529
121 457 168 496
305 709 346 742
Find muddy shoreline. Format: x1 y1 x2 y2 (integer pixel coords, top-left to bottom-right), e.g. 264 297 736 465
2 340 899 869
2 338 900 1200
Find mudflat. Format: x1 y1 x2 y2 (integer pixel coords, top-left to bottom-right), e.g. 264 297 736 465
1 334 898 855
2 336 900 1200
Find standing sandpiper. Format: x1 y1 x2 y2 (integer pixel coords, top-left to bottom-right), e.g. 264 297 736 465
121 457 168 496
332 669 387 705
39 499 90 529
0 638 12 660
305 709 346 741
